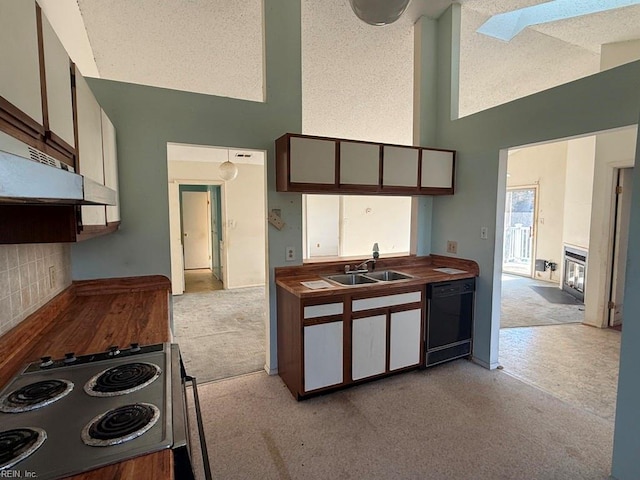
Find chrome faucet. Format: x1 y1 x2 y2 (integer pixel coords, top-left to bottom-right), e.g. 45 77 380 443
345 243 380 273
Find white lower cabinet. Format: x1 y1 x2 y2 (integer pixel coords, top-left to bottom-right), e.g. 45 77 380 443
352 315 386 381
304 321 343 392
389 309 422 370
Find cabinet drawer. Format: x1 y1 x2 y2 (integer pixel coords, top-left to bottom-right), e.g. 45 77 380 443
352 291 421 312
304 302 343 319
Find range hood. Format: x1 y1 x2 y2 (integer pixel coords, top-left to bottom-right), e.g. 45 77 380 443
0 130 116 205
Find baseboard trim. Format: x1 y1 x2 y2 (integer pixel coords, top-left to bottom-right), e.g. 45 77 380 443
472 357 499 370
264 364 278 375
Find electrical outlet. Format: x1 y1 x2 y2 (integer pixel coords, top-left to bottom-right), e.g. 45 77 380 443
286 246 295 261
480 227 488 239
48 265 56 288
446 241 458 254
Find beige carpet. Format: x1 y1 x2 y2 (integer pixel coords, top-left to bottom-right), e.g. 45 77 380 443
188 360 613 480
501 274 584 328
173 286 266 383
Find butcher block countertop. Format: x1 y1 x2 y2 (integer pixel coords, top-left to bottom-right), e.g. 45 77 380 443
0 275 173 480
275 254 479 298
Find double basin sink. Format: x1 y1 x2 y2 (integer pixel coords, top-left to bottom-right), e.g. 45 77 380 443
323 270 412 286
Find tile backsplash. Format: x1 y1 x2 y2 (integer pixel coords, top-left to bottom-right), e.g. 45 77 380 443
0 244 72 336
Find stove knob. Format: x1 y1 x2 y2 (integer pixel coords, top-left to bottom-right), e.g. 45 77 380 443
64 352 77 363
108 345 120 356
130 343 141 352
40 356 53 368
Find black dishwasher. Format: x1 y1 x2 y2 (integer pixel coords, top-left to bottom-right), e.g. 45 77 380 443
426 278 475 367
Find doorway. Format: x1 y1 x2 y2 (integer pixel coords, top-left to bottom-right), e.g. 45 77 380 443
180 185 222 293
609 167 634 328
503 187 537 277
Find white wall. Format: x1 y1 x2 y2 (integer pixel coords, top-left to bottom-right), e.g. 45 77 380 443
341 196 411 257
562 136 596 249
168 160 266 290
305 195 339 257
584 127 638 327
507 142 568 283
301 0 413 145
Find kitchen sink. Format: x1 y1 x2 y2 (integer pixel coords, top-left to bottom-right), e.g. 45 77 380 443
324 274 379 286
364 270 413 281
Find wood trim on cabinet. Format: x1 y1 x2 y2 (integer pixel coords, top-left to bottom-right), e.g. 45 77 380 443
343 295 352 384
417 148 423 188
385 311 391 372
71 62 80 170
46 131 75 160
0 96 45 139
0 205 77 244
76 219 119 241
334 141 341 186
303 315 343 326
35 5 49 135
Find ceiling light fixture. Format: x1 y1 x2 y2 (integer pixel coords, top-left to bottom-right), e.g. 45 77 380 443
348 0 411 26
219 151 238 181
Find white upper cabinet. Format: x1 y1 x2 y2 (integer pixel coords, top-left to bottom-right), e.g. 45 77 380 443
0 0 43 127
339 141 380 186
290 136 336 184
41 12 74 149
421 149 454 189
76 67 106 227
102 110 120 223
382 146 419 187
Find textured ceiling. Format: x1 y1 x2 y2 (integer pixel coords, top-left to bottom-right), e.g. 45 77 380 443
72 0 640 119
76 0 264 101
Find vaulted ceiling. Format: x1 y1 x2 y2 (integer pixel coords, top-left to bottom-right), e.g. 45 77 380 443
59 1 640 119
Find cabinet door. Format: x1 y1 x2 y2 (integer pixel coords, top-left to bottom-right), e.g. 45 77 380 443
304 321 343 392
42 13 74 149
389 309 421 370
102 111 120 223
352 315 386 381
340 141 380 186
382 146 419 188
76 68 106 226
290 136 336 184
0 0 43 127
421 149 453 189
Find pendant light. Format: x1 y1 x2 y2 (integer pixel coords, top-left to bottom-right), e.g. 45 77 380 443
349 0 411 26
219 151 238 181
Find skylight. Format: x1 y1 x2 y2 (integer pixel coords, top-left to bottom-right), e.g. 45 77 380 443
477 0 640 41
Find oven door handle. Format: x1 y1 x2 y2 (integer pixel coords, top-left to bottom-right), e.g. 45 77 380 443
184 375 213 480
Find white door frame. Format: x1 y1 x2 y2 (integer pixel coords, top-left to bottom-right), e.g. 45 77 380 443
168 180 228 294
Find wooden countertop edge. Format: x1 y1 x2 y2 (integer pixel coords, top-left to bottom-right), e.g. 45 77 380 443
73 275 171 296
275 255 479 298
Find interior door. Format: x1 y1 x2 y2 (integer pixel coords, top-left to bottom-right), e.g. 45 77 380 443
610 168 634 326
182 191 210 270
503 187 536 276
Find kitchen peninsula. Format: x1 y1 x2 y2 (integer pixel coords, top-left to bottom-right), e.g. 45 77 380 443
276 255 479 399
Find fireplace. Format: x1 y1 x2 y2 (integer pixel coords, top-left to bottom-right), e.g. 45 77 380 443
563 246 587 302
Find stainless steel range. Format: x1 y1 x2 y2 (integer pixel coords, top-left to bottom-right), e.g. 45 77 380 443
0 343 210 479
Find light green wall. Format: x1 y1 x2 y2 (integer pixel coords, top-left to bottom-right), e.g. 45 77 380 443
431 5 640 477
70 0 302 371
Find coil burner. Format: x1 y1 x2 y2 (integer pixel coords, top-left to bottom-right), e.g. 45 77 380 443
0 427 47 470
84 362 161 397
0 380 74 413
81 403 160 447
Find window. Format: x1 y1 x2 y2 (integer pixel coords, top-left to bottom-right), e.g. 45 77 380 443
303 195 411 260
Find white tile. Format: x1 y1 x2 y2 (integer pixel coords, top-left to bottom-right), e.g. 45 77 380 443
0 246 8 273
10 291 21 319
0 296 11 323
28 262 37 286
9 268 21 295
0 272 10 300
21 287 31 310
19 264 29 289
6 245 18 270
17 245 29 266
